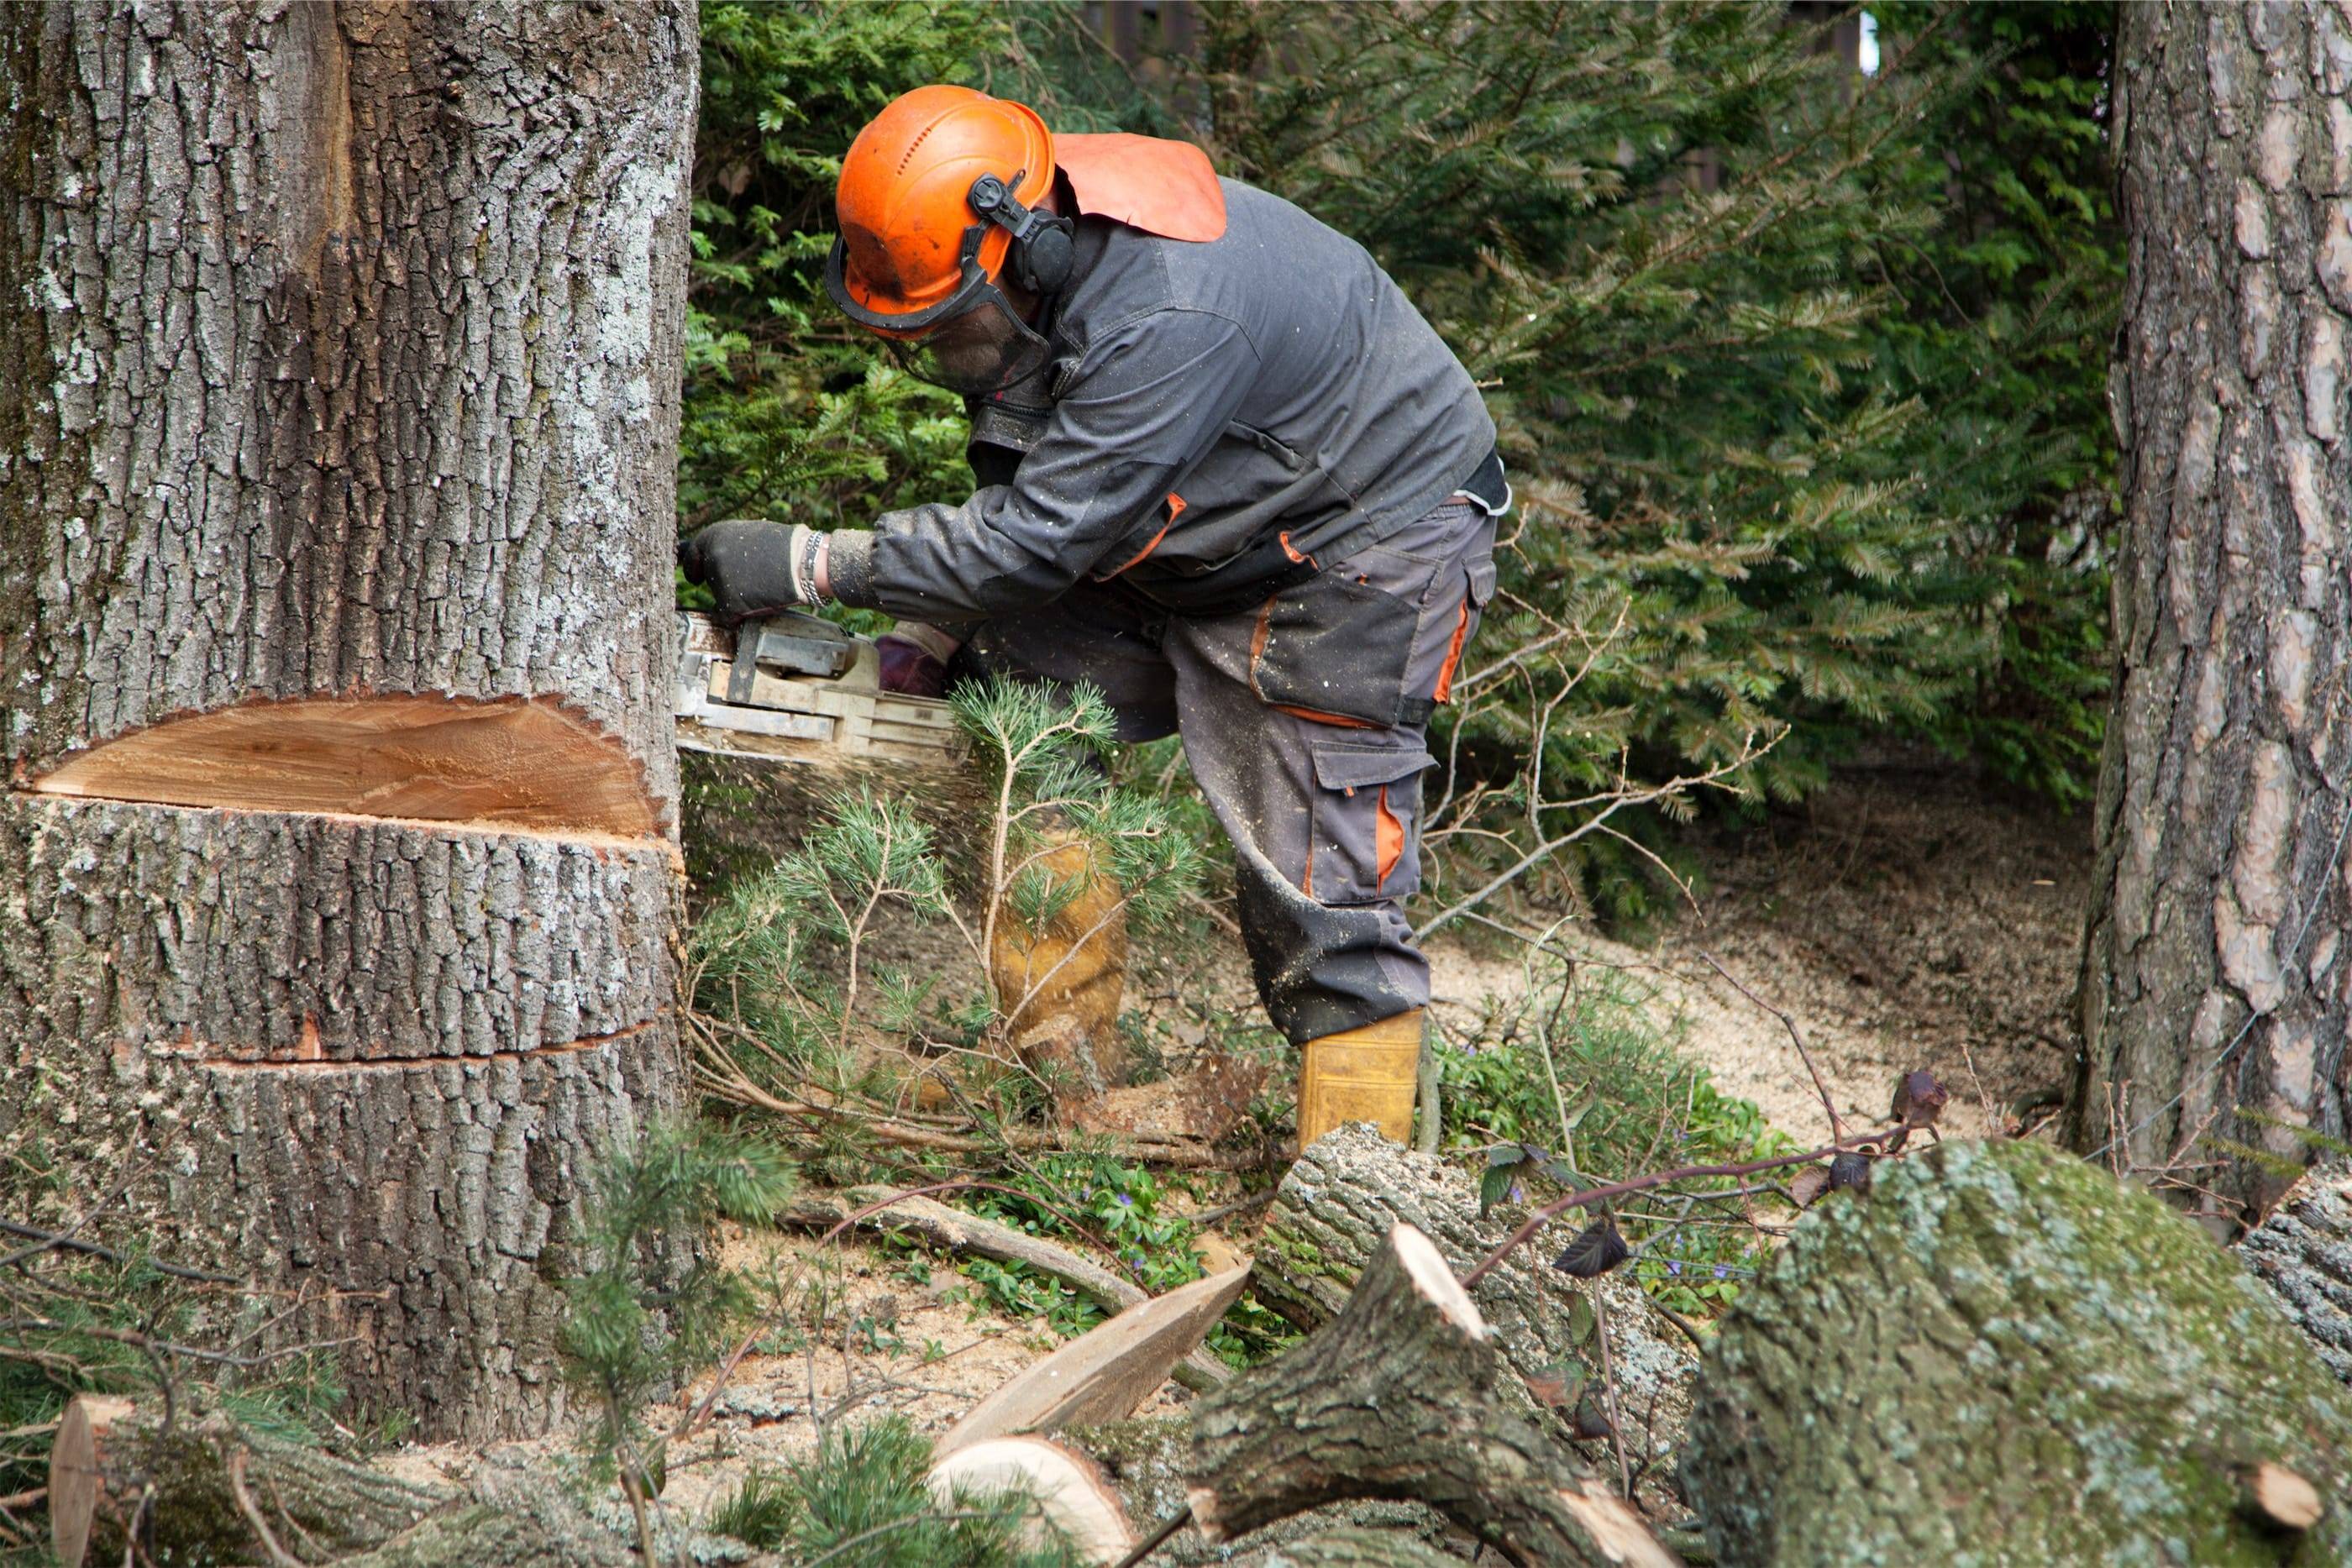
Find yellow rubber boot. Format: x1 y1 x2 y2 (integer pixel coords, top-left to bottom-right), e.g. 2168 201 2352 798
1297 1008 1425 1149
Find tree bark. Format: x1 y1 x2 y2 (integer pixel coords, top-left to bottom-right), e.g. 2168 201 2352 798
2067 0 2352 1219
2239 1159 2352 1383
0 2 696 1440
50 1397 762 1568
1682 1140 2352 1566
1189 1225 1676 1568
1254 1125 1696 1497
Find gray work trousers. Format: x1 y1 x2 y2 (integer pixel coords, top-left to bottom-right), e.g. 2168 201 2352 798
956 497 1499 1043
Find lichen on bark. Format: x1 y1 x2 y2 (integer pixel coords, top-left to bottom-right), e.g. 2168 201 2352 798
1683 1139 2352 1566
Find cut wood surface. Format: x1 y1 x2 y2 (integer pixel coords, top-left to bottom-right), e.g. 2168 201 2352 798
778 1186 1235 1392
2239 1160 2352 1384
941 1264 1252 1456
29 695 664 838
1189 1224 1677 1567
1257 1126 1696 1482
1683 1140 2352 1565
927 1436 1135 1565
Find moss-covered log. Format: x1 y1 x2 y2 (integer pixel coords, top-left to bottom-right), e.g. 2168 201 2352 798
1256 1125 1695 1493
1683 1139 2352 1565
1256 1527 1467 1567
1190 1225 1675 1567
50 1398 743 1568
2239 1161 2352 1385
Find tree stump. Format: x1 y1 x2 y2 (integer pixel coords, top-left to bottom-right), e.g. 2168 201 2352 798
0 2 697 1439
1256 1125 1696 1490
1683 1139 2352 1565
2240 1161 2352 1384
1190 1224 1676 1567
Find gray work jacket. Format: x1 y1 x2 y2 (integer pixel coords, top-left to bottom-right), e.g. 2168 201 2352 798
827 178 1496 621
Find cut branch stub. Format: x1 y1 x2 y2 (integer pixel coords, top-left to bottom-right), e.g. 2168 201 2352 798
1187 1223 1677 1567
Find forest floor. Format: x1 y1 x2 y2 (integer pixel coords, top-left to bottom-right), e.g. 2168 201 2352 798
391 749 2092 1523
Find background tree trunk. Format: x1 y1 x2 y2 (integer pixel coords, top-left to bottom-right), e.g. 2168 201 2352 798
2066 0 2352 1219
0 1 696 1440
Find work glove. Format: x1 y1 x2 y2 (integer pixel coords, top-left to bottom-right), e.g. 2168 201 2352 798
876 622 963 698
675 519 823 622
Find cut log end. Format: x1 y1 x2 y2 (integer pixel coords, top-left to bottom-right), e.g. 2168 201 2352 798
26 694 663 840
2244 1461 2323 1530
1389 1223 1488 1340
927 1436 1134 1565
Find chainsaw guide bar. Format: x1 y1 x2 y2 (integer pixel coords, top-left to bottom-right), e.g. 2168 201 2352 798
675 611 963 770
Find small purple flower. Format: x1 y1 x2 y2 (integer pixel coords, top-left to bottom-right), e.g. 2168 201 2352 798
1116 1193 1134 1208
1666 1260 1682 1276
1461 1042 1481 1056
1509 1183 1524 1204
1713 1264 1730 1281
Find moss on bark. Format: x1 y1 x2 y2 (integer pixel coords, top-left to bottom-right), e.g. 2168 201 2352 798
1683 1139 2352 1565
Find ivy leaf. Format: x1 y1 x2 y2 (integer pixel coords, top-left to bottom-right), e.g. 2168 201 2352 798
1788 1165 1831 1208
1553 1215 1629 1278
1828 1151 1874 1196
1567 1293 1598 1346
1525 1360 1588 1409
1893 1068 1949 1128
1479 1162 1520 1217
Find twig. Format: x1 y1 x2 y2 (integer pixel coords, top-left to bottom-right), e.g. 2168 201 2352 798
1590 1294 1632 1499
227 1449 307 1568
1460 1121 1908 1287
1696 951 1842 1141
1114 1506 1193 1568
0 1219 242 1284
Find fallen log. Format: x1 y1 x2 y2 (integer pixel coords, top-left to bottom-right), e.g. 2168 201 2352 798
1255 1126 1695 1491
1682 1139 2352 1565
777 1185 1231 1391
50 1396 449 1568
1188 1223 1677 1567
50 1398 739 1568
1257 1526 1467 1566
2239 1160 2352 1384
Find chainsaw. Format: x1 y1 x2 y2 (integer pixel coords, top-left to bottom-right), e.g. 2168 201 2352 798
675 611 963 770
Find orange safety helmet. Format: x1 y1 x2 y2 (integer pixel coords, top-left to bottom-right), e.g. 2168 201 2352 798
826 85 1073 342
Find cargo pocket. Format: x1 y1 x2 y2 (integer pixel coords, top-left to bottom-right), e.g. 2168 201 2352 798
1431 556 1498 705
1305 739 1434 906
1250 571 1423 728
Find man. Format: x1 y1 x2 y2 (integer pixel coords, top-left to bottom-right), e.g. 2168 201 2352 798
679 85 1504 1147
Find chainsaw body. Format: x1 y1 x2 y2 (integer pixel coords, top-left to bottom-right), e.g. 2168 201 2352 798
675 611 962 769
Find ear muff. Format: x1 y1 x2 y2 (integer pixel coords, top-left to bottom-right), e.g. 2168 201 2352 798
969 170 1074 298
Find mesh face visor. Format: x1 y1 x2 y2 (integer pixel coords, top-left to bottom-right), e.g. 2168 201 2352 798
825 227 1054 396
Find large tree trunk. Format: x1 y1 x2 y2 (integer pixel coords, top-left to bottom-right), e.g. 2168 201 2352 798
1682 1140 2352 1565
0 1 696 1440
2066 0 2352 1219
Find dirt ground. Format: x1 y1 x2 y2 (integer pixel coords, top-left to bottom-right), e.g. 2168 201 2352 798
399 751 2092 1535
1431 752 2092 1146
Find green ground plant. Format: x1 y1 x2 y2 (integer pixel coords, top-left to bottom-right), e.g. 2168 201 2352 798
559 1120 798 1558
1435 958 1794 1319
703 1415 1083 1565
